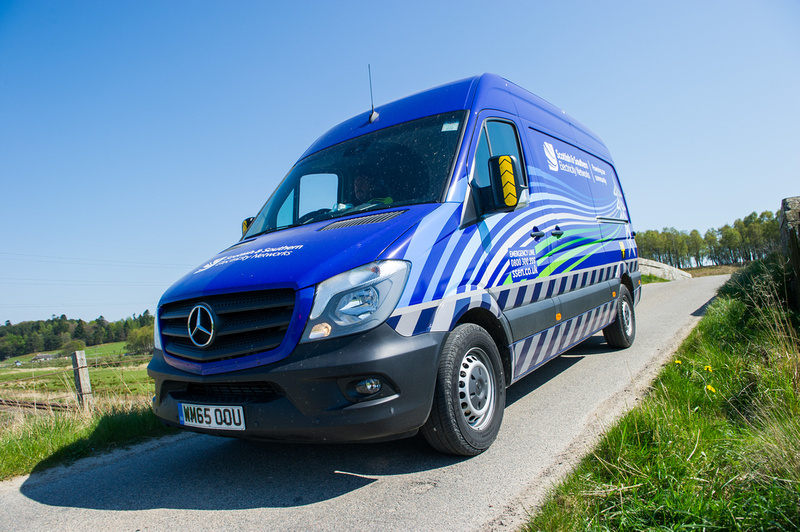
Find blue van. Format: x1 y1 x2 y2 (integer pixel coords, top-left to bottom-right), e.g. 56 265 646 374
148 74 640 455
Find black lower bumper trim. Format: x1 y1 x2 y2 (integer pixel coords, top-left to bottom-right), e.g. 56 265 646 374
148 324 445 443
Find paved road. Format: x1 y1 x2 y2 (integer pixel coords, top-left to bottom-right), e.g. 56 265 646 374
0 276 728 531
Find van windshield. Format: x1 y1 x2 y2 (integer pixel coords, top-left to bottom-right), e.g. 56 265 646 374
243 111 467 239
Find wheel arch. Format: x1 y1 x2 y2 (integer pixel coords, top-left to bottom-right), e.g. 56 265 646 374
623 273 635 293
455 308 513 388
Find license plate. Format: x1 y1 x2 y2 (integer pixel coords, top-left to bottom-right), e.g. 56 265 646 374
178 403 246 431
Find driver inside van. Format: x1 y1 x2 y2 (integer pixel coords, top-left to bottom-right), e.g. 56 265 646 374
353 175 393 206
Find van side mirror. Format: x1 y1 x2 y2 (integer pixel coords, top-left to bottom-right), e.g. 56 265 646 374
242 217 255 237
488 155 524 213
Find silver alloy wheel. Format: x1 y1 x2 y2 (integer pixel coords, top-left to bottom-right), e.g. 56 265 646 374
621 299 633 337
458 347 496 431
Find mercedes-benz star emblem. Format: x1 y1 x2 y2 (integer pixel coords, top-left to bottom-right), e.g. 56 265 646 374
188 303 216 348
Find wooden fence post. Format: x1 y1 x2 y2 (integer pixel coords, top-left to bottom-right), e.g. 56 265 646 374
780 196 800 310
71 350 93 409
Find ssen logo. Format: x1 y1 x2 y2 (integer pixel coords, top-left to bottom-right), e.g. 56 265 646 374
543 142 558 172
187 303 216 348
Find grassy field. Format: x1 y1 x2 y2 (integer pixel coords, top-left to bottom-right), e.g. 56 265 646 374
84 341 128 361
0 362 152 402
0 341 166 480
0 341 153 405
526 255 799 530
0 402 174 480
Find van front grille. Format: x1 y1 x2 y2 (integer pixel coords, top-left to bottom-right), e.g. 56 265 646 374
169 381 282 403
159 289 295 364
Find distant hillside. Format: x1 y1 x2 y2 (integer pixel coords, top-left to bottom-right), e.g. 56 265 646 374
0 311 154 360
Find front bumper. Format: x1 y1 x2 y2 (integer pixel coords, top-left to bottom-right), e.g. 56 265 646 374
147 324 445 443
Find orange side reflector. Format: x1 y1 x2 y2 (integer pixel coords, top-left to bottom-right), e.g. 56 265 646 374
556 313 562 321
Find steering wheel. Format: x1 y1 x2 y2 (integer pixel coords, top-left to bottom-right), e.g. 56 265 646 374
296 208 331 225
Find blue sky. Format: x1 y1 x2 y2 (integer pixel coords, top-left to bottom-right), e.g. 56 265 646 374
1 1 798 325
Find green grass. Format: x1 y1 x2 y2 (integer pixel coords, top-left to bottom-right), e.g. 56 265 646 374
0 404 175 480
526 255 800 531
84 341 127 356
89 366 154 396
0 362 152 398
641 274 669 284
0 340 152 399
0 340 169 480
2 341 128 369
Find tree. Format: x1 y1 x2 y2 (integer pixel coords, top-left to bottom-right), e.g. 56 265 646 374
126 325 155 355
0 334 26 359
26 333 44 354
52 316 69 335
138 310 154 328
687 229 706 267
637 209 781 268
59 339 86 358
59 332 71 346
704 230 720 265
73 320 86 341
92 327 106 346
43 330 61 351
719 225 743 265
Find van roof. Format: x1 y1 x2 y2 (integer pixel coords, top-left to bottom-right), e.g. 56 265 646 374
300 73 613 163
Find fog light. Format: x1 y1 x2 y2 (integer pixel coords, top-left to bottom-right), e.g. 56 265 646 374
309 322 332 339
355 378 382 396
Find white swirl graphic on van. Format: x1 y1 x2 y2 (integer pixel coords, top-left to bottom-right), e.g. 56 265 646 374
194 245 303 274
543 142 559 172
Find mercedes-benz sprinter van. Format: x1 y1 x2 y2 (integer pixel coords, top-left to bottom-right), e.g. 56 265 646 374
148 73 640 455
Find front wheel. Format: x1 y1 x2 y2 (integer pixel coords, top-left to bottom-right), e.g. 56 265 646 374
603 284 636 348
421 324 505 456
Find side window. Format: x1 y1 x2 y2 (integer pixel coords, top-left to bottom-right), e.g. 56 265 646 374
587 160 629 223
473 128 491 187
298 173 339 218
272 173 339 228
276 189 295 228
472 120 527 187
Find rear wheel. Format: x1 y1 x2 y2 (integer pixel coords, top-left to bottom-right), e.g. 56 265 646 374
421 324 505 456
603 285 635 348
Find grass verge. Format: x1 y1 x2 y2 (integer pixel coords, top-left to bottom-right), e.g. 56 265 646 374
0 401 176 481
641 274 669 284
525 254 800 531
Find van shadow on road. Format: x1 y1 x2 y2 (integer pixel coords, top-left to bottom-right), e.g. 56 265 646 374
19 335 614 513
20 424 467 512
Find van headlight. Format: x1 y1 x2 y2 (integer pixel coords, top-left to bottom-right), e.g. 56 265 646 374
153 310 163 350
301 260 410 342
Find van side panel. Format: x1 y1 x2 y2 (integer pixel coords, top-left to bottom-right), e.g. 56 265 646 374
386 95 639 384
525 128 617 277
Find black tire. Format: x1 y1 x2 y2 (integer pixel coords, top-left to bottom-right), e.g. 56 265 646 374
421 324 505 456
603 284 636 348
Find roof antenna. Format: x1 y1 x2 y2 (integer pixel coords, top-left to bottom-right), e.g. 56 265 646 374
368 64 379 123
